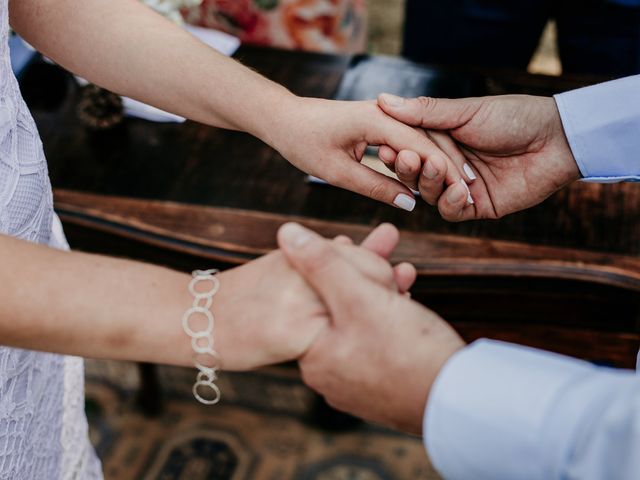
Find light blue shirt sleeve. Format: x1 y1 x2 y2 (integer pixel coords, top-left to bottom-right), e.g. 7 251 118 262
554 75 640 182
424 340 640 480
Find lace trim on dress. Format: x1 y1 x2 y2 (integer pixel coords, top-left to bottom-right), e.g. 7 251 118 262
0 0 102 478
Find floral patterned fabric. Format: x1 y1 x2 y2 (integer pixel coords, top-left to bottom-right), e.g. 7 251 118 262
183 0 367 53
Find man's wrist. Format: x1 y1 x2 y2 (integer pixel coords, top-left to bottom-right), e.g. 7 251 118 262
418 340 465 430
402 322 465 435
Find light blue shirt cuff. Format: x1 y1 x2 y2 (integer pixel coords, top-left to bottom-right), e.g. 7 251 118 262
554 75 640 182
423 339 635 480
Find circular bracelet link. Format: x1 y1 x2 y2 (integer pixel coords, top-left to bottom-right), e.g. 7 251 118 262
183 269 222 405
193 380 221 406
182 306 214 338
188 271 220 298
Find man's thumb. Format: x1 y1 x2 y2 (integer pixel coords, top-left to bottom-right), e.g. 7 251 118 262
278 223 370 314
378 93 477 130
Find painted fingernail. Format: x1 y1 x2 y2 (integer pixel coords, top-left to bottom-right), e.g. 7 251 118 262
280 223 315 249
394 193 416 212
463 163 477 181
447 183 466 203
380 93 405 108
460 179 475 205
424 161 439 179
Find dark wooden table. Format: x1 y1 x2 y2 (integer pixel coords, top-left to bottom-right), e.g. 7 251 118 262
23 46 640 369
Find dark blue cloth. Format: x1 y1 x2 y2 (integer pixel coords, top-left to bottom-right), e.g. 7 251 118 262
403 0 640 76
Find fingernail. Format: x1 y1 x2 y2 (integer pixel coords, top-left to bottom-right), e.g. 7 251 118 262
380 93 405 108
460 179 475 205
447 183 465 203
424 161 439 179
394 193 416 212
463 163 477 181
280 223 315 249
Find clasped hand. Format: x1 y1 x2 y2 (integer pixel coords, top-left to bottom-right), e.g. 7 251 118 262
285 93 581 222
211 92 585 434
213 222 464 435
375 93 581 221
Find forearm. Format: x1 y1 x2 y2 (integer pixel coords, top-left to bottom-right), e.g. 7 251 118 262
0 233 196 366
0 232 324 372
9 0 295 146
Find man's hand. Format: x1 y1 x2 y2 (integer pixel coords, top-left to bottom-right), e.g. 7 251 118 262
215 224 417 371
271 98 469 212
377 93 582 221
278 223 465 434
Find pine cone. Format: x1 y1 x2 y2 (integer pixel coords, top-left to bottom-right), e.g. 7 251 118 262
77 84 124 130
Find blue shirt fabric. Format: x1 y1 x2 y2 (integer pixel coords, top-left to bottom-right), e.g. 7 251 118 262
424 341 640 480
555 75 640 182
423 75 640 480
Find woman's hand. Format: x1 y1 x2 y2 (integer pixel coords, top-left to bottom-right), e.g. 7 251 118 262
213 224 417 371
212 250 326 371
268 97 467 211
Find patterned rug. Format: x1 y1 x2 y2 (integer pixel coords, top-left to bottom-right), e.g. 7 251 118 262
85 361 441 480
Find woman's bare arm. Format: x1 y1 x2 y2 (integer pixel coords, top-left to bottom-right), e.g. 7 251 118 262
9 0 290 142
0 233 327 370
9 0 457 210
1 233 193 365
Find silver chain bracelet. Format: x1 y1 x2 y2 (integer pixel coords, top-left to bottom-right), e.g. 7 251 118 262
182 269 222 405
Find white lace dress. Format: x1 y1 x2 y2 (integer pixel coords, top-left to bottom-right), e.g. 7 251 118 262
0 1 103 478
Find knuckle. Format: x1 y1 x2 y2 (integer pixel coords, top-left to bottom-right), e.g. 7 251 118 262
403 180 418 192
299 364 320 390
442 210 465 223
300 365 328 395
381 268 396 289
430 154 448 172
331 341 354 365
403 180 419 193
301 241 339 276
367 181 389 202
370 255 395 286
325 395 347 413
417 96 438 122
277 285 302 316
414 126 428 138
437 203 457 222
300 360 331 394
419 185 441 206
305 245 330 270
